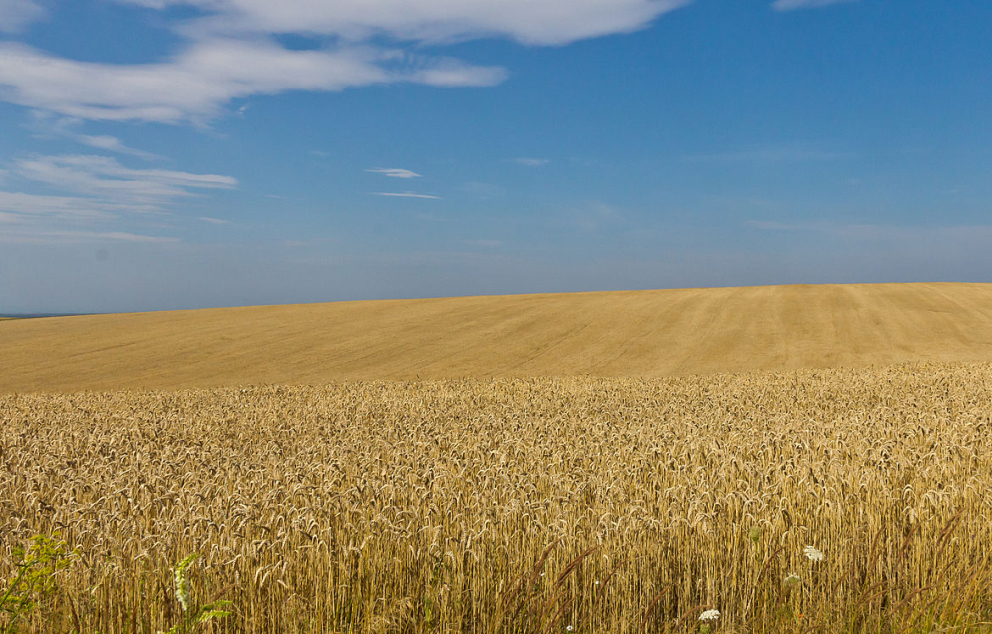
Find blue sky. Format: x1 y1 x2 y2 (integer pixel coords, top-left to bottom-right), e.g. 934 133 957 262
1 0 990 313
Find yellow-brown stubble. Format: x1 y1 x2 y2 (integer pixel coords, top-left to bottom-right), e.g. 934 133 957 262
3 282 992 393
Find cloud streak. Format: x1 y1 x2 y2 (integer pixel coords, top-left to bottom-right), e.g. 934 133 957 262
367 167 422 178
771 0 858 10
373 191 441 199
12 155 236 203
511 157 550 167
0 229 180 244
0 191 124 220
76 135 162 160
0 153 238 242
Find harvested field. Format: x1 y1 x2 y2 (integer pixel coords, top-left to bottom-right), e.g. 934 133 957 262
3 283 992 393
2 362 991 632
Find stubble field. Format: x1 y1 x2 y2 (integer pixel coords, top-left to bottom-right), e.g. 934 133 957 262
4 283 992 393
2 362 991 632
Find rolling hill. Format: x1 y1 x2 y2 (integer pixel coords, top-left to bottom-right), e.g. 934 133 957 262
3 282 992 393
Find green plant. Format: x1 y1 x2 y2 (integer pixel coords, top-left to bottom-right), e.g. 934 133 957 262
161 554 232 634
0 534 77 633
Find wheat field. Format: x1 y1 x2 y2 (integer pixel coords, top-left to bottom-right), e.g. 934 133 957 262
4 283 992 393
3 284 992 632
2 362 991 632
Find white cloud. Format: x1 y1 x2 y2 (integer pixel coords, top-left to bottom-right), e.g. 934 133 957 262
21 113 163 159
367 167 422 179
0 0 693 123
0 153 238 242
0 191 125 220
0 0 45 33
772 0 858 10
113 0 693 46
512 157 550 167
13 155 237 203
76 135 162 160
0 40 505 123
373 191 441 199
198 216 230 224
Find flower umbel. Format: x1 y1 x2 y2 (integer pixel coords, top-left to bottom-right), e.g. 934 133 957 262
699 609 720 621
804 545 824 562
784 573 801 587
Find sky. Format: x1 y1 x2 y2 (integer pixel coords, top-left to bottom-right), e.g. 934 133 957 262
1 0 990 313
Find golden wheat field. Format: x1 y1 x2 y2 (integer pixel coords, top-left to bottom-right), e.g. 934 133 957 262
2 362 992 633
4 283 992 393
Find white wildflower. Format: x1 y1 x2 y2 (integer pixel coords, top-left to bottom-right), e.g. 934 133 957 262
784 573 801 587
804 545 824 562
699 609 720 621
566 626 573 632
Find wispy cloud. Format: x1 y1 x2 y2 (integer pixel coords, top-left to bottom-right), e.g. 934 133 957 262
511 157 550 167
771 0 858 11
76 135 162 160
0 0 45 33
0 153 238 242
198 216 230 224
373 191 441 199
0 229 180 244
13 155 236 203
0 41 506 123
367 167 422 179
24 113 163 160
0 191 125 220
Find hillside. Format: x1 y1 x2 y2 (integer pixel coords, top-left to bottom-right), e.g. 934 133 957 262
2 282 992 392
